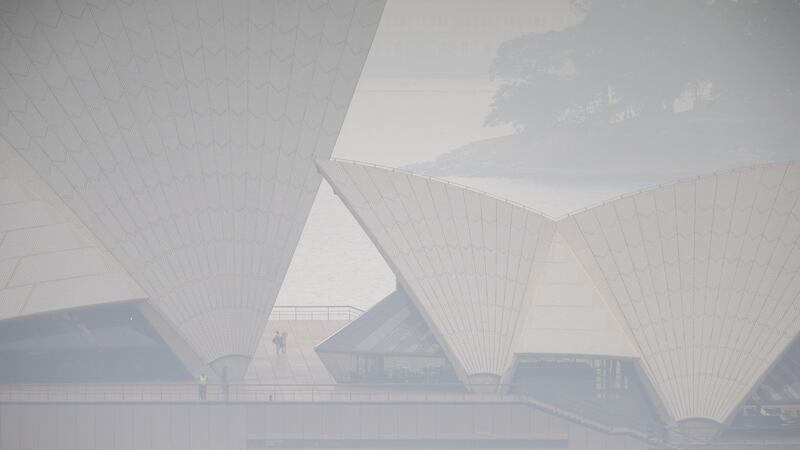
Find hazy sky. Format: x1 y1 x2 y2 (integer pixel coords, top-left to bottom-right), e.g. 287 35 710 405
333 0 580 167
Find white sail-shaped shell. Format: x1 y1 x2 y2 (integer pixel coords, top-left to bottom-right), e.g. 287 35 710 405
0 0 385 366
561 162 800 423
318 159 555 380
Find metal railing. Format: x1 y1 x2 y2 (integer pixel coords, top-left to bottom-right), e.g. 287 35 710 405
0 382 650 440
268 305 364 321
0 383 491 403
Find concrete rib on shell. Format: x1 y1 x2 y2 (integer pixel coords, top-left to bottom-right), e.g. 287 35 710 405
0 0 385 365
317 159 556 380
560 162 800 423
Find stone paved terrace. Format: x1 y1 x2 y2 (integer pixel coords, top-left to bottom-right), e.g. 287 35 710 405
245 318 349 385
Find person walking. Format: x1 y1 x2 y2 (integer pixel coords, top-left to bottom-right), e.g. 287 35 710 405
197 372 208 400
272 331 282 355
280 331 288 354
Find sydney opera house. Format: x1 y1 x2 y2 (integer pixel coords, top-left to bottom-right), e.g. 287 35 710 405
316 159 800 445
0 0 799 449
0 0 384 382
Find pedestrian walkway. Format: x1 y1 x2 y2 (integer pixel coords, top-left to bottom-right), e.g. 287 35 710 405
244 319 349 385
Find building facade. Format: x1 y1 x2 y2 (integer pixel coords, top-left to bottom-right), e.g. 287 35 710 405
317 159 800 444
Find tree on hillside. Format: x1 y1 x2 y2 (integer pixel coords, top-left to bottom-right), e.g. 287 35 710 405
487 0 800 161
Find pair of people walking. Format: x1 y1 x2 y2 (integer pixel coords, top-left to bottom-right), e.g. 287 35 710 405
272 330 288 355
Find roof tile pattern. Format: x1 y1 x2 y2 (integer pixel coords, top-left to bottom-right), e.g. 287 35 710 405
0 140 145 320
0 0 384 363
561 163 800 423
318 160 556 378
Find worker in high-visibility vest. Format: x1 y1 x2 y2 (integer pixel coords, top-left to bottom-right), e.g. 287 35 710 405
197 373 208 400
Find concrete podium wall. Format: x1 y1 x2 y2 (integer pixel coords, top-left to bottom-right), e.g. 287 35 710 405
0 401 646 450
